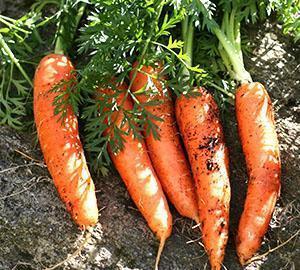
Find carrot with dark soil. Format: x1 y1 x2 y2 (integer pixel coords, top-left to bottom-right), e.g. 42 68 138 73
129 63 199 223
173 12 231 269
98 83 172 270
176 87 231 270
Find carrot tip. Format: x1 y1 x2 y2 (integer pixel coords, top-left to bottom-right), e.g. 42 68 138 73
155 237 166 270
238 256 248 266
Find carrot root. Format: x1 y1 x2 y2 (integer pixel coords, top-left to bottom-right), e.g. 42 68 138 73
175 87 230 270
98 83 172 269
155 237 166 270
235 82 281 263
34 54 98 227
129 64 199 222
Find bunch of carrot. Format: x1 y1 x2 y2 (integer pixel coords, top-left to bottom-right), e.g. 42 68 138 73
32 2 281 270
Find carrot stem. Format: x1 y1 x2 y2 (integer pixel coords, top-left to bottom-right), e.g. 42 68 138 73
186 20 194 67
0 16 30 34
54 2 86 55
206 81 235 100
228 7 237 44
196 1 252 84
213 27 252 83
181 15 194 79
182 16 188 44
0 33 33 87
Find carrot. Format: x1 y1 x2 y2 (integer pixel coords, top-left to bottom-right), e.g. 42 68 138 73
129 63 199 222
98 83 172 270
175 87 231 270
34 54 98 228
235 82 281 264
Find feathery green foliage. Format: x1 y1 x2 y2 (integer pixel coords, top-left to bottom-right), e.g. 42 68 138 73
73 0 209 170
0 0 72 129
0 11 43 129
1 0 297 172
268 0 300 42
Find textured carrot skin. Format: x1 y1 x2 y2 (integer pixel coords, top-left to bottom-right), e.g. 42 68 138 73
235 82 281 264
34 54 98 228
175 87 230 270
99 84 172 249
129 64 199 222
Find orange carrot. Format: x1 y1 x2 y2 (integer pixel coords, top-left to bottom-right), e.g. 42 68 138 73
129 64 199 222
98 83 172 270
34 54 98 228
235 82 281 264
175 87 231 270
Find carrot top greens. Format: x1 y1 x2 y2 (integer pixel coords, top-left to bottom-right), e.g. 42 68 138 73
54 0 86 55
76 0 209 171
0 0 299 171
194 0 265 84
0 0 84 129
0 12 42 129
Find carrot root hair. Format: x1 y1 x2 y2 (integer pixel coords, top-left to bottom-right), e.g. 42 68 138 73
155 237 166 270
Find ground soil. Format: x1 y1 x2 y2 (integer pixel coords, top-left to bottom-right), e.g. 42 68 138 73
0 2 299 270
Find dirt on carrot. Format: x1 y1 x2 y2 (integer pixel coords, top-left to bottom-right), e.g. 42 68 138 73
176 87 231 270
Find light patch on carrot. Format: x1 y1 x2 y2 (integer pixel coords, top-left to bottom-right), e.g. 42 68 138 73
214 209 223 216
262 193 277 214
259 98 269 116
255 216 266 226
62 117 78 131
63 142 71 151
66 152 81 173
247 231 256 241
195 103 210 124
138 168 159 196
137 142 143 149
196 111 206 123
42 59 59 80
44 57 56 65
203 103 210 113
154 198 170 229
215 145 226 160
81 166 89 181
267 155 280 164
209 178 226 199
259 143 276 155
57 56 68 67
